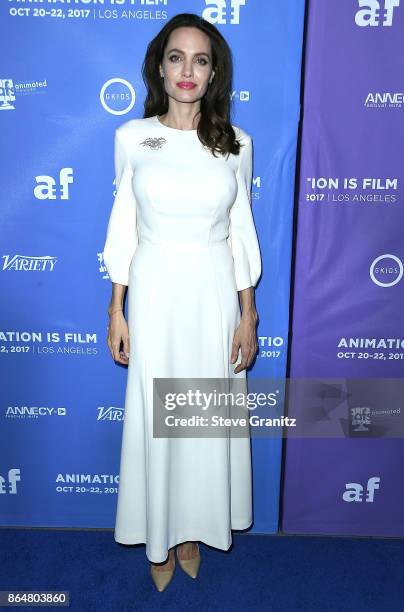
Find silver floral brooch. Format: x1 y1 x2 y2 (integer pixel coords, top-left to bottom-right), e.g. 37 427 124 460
139 137 167 150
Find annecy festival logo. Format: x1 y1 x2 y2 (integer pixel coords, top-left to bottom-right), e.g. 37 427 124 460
370 254 403 287
364 91 404 108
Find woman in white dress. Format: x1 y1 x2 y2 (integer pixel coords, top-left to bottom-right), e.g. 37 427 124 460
104 13 261 591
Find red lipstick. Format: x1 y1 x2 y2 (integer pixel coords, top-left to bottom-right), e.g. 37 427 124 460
177 82 196 90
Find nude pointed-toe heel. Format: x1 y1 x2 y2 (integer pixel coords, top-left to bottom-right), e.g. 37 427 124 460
150 549 176 592
176 543 201 579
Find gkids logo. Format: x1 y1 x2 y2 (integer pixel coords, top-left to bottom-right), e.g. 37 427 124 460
100 78 136 116
34 168 74 200
355 0 400 26
370 254 403 287
342 477 380 502
0 469 21 494
203 0 247 25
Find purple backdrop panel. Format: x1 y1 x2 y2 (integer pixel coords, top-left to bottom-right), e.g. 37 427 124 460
282 0 404 536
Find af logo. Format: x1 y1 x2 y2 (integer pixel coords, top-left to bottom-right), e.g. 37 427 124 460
355 0 400 27
342 477 381 502
0 469 21 494
202 0 247 25
34 168 74 200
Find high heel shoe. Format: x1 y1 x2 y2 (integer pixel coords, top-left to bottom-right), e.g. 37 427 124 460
176 542 201 579
150 549 176 592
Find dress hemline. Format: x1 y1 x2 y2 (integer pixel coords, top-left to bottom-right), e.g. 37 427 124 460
114 519 253 562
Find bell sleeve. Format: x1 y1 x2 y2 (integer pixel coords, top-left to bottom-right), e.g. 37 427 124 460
227 132 262 291
103 128 138 286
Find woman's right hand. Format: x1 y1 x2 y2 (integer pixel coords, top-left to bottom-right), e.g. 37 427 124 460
107 310 130 365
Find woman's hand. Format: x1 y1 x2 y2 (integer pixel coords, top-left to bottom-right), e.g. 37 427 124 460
107 309 130 365
231 311 258 374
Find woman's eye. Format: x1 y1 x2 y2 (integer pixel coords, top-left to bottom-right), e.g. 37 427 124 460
169 55 180 62
197 57 208 65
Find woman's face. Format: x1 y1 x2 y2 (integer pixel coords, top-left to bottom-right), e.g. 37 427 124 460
160 26 214 106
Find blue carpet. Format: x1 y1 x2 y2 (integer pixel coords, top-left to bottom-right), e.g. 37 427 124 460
0 529 403 611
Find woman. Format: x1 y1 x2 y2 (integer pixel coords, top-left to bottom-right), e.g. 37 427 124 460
103 12 261 591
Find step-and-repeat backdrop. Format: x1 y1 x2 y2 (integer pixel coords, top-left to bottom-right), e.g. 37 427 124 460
1 1 305 532
282 0 404 536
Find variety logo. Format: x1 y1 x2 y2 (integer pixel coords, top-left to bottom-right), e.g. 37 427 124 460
34 168 74 200
2 255 57 272
100 78 136 115
203 0 247 25
97 406 124 421
0 469 21 494
5 406 67 419
370 254 403 287
342 477 380 502
355 0 400 27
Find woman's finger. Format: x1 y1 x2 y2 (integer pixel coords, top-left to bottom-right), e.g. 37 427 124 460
231 338 240 363
234 341 257 373
123 334 130 360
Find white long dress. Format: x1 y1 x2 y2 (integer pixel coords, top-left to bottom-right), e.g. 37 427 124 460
103 115 261 562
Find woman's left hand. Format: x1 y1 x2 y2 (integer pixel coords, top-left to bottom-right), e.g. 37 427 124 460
231 311 258 374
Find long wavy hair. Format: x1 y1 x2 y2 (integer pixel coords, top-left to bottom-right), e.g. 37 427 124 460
142 12 241 158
